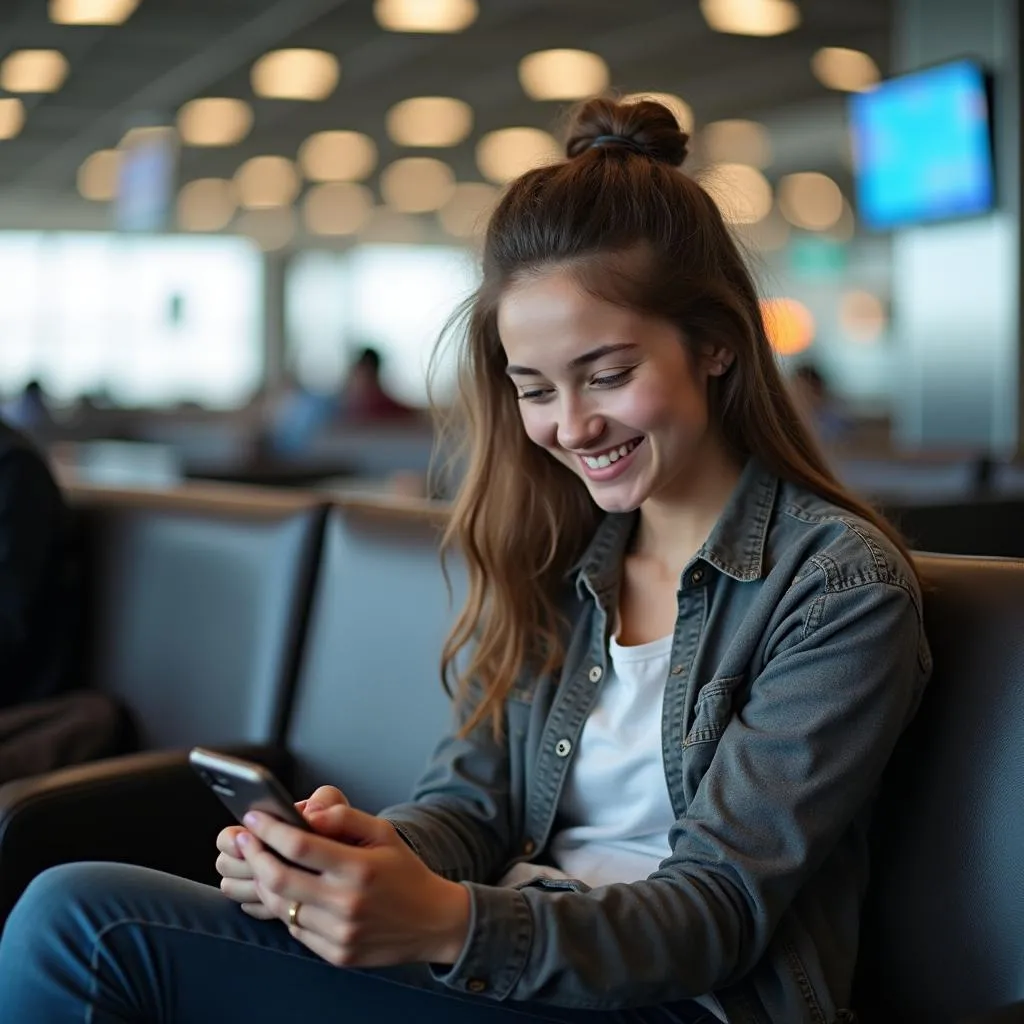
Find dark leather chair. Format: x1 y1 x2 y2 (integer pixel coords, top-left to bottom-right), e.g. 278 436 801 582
853 555 1024 1021
882 500 1024 559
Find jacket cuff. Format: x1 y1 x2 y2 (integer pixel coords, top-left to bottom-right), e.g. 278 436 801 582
429 881 533 1001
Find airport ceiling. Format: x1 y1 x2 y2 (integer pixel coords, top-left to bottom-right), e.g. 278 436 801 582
0 0 892 228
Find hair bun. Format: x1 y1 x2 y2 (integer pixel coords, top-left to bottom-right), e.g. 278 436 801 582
565 96 689 167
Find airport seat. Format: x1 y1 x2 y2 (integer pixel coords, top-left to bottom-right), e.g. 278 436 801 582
0 492 1021 1022
881 499 1024 559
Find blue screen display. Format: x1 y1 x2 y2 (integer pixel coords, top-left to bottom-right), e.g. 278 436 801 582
849 60 994 230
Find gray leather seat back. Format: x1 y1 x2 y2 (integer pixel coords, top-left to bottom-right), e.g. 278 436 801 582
284 505 463 811
855 554 1024 1020
78 489 324 749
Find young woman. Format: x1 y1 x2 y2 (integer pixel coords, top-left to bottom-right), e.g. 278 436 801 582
0 98 930 1024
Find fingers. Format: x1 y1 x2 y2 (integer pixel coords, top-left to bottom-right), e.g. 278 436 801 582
304 805 393 847
216 850 255 880
219 877 261 904
302 786 349 816
242 812 377 874
240 902 278 920
216 825 248 859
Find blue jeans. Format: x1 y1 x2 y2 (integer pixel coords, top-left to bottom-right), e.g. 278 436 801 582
0 863 715 1023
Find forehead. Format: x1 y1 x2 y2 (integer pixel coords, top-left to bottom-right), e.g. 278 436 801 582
497 269 647 358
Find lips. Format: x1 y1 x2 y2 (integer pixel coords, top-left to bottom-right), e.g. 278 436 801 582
576 437 645 481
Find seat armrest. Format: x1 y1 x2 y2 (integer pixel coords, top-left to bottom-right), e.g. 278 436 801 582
0 745 292 926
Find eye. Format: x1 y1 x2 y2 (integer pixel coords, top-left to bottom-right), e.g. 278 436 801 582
516 386 555 403
591 368 634 388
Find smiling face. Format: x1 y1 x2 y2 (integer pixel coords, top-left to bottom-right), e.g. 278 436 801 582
498 266 734 515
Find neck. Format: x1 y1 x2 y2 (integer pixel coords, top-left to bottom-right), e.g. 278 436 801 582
633 438 744 578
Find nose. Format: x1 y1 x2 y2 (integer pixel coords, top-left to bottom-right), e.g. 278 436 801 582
556 394 606 452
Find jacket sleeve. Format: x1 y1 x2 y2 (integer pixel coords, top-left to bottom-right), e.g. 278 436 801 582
429 575 930 1008
379 694 514 885
0 449 62 688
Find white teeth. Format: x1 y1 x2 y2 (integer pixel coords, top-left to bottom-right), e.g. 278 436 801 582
618 444 629 457
608 449 620 463
597 454 611 468
582 438 641 470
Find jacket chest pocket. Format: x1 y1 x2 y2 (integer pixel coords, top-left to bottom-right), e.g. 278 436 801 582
680 674 743 803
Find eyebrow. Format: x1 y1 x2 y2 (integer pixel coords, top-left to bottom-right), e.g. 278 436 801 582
505 343 639 377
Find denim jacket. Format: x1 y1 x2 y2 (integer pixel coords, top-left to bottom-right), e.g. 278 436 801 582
382 459 932 1023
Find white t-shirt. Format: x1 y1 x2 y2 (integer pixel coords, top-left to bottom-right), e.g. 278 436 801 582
498 632 727 1022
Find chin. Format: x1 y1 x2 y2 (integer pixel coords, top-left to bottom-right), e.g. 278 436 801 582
586 484 647 515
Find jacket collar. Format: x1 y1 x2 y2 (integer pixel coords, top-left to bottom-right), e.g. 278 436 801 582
572 458 779 601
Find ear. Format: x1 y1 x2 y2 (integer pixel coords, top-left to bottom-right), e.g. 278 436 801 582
699 343 735 377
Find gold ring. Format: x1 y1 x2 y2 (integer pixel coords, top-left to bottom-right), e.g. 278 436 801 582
288 900 302 928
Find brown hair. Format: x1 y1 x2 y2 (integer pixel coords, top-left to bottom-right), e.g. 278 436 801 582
433 96 914 736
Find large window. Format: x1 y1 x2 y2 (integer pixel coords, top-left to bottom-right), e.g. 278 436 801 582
286 244 480 406
0 233 263 408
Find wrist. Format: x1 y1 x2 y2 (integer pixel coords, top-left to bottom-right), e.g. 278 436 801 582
428 879 471 965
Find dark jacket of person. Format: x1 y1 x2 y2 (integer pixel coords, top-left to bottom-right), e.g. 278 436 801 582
0 419 77 711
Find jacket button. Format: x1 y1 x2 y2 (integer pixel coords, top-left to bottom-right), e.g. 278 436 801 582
588 665 603 682
555 738 572 757
522 838 536 856
467 978 487 993
690 568 704 585
670 664 684 676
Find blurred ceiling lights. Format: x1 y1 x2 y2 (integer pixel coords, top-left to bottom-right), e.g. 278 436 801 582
235 155 300 209
177 98 253 147
386 96 473 147
704 163 773 224
304 182 375 235
49 0 139 24
476 127 561 184
839 290 887 344
380 157 456 212
251 49 339 101
237 208 296 251
735 209 791 252
778 172 844 231
700 0 800 36
374 0 478 33
519 49 609 101
827 199 856 242
701 119 772 168
0 98 26 140
761 297 815 355
177 178 237 232
622 92 694 134
438 182 499 238
811 47 881 93
1 50 70 93
299 130 377 182
77 149 120 201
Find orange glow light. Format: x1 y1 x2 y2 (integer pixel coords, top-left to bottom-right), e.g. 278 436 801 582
761 297 815 355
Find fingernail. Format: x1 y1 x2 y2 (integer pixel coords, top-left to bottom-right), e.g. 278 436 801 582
236 832 251 848
242 813 259 828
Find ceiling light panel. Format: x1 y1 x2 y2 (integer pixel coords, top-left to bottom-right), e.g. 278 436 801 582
812 48 881 93
77 149 120 201
49 0 139 24
298 131 377 182
476 127 561 184
701 119 772 168
386 96 473 148
1 50 70 93
703 163 773 224
251 49 339 101
235 156 300 209
0 98 26 140
438 182 499 238
700 0 800 37
304 182 374 235
518 49 609 101
374 0 478 33
237 208 296 251
380 157 456 212
177 178 237 232
778 172 844 231
178 98 253 147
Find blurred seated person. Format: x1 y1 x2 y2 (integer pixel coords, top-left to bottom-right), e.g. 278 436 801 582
263 374 337 457
338 346 419 424
0 415 77 710
790 363 850 445
4 380 55 438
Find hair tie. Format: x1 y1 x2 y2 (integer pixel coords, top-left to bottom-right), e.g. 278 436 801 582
587 134 647 156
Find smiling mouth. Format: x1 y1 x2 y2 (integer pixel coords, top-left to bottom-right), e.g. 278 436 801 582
579 437 644 470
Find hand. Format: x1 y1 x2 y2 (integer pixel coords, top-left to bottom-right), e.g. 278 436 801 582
237 805 471 968
216 786 350 919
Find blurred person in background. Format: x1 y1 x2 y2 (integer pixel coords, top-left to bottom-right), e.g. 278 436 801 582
790 363 850 446
3 380 55 439
0 98 929 1024
338 345 418 423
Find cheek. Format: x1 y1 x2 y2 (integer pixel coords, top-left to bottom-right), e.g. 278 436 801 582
518 404 556 448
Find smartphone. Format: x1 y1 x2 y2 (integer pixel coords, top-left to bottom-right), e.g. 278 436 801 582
189 747 312 832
